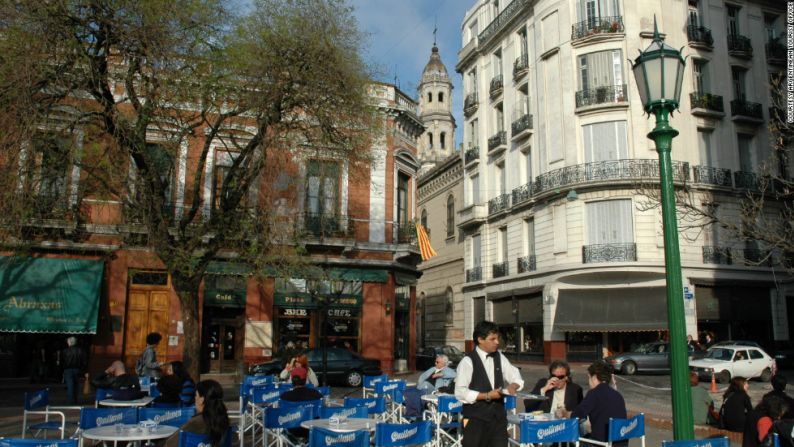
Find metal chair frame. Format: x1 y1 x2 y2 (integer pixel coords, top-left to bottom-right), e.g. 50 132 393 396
22 389 80 440
422 395 462 447
579 413 646 447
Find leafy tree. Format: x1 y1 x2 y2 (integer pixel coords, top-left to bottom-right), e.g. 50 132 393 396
0 0 375 376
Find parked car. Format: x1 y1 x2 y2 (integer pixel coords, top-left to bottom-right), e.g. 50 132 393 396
249 347 382 387
416 345 465 370
606 342 671 375
689 344 775 383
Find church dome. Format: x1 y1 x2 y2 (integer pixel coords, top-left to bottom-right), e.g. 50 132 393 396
421 46 448 80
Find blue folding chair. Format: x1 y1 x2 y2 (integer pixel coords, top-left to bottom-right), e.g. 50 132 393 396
662 437 729 447
319 406 368 420
509 418 580 447
78 408 137 430
376 380 407 422
363 375 389 397
178 428 233 447
374 421 433 447
138 407 196 428
262 405 315 447
22 389 80 439
139 376 152 395
344 397 386 419
503 395 516 414
309 427 369 447
93 389 113 408
580 413 645 447
0 439 78 447
279 399 323 415
423 395 462 447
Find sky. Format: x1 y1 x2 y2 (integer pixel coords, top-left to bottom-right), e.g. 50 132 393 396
350 0 468 148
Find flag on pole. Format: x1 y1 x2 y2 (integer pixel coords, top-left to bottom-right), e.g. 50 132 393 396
416 223 437 261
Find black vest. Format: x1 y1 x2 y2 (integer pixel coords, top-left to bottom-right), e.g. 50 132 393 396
461 350 506 422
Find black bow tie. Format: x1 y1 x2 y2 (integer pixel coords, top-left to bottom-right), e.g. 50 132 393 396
487 352 498 358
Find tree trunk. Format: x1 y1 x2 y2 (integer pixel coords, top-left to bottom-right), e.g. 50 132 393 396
172 275 202 380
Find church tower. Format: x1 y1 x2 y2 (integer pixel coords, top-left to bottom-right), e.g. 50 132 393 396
418 45 456 171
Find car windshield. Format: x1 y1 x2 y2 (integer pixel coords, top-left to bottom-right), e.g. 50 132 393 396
706 348 734 361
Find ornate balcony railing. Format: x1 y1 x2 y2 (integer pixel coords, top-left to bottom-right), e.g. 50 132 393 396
464 92 479 116
534 159 689 195
488 193 510 215
693 166 732 187
727 34 752 56
305 213 343 237
766 40 786 63
466 266 482 283
687 25 714 47
702 246 732 265
730 99 763 120
511 182 534 205
571 16 624 40
575 84 627 108
582 243 637 263
690 92 724 113
513 54 529 80
742 248 772 267
511 113 533 136
395 222 417 244
465 146 480 164
733 171 759 191
517 255 536 273
492 261 509 278
489 75 504 98
478 0 530 46
488 130 507 151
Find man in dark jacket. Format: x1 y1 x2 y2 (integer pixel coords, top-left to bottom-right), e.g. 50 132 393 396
62 336 87 404
91 360 143 401
764 375 794 418
524 360 583 414
562 361 627 445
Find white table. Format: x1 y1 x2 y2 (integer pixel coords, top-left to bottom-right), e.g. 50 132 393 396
98 396 155 407
420 393 455 405
81 423 177 445
301 418 376 433
514 392 548 401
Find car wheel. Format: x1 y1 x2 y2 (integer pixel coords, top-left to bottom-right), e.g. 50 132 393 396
760 368 772 382
346 370 363 387
622 361 637 375
718 370 731 384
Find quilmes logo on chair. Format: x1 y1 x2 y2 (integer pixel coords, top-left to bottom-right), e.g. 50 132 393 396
153 410 181 423
251 377 270 386
619 419 638 437
390 427 418 442
536 422 567 441
325 433 356 445
382 383 399 393
30 393 44 407
277 411 302 425
96 413 124 426
445 401 463 411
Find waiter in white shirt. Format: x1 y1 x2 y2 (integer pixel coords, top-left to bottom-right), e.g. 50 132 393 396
455 321 524 447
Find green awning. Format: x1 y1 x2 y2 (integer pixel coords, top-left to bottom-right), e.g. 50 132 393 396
0 256 104 334
328 268 389 283
206 261 252 276
204 262 249 308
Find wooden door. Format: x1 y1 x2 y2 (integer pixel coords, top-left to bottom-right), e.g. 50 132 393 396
207 320 243 373
124 289 170 369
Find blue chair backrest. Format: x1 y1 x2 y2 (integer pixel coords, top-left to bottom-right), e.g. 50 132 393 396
375 421 433 447
178 429 233 447
79 407 138 429
437 395 463 414
249 385 282 406
363 374 388 389
149 385 161 398
315 386 331 397
279 399 323 415
95 388 114 402
24 389 50 411
244 375 275 388
662 437 730 447
320 405 368 420
309 427 369 447
376 381 406 404
264 405 315 430
344 397 386 415
518 418 580 444
139 376 152 390
139 407 196 427
503 395 516 412
0 439 78 447
607 413 644 442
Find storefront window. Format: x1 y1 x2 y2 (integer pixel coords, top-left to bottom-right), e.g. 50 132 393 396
498 326 518 352
520 324 542 353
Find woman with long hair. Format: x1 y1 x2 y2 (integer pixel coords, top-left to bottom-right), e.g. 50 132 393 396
164 379 229 447
279 353 319 386
721 376 753 432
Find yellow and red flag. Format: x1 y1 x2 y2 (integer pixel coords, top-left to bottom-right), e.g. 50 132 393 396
416 223 437 261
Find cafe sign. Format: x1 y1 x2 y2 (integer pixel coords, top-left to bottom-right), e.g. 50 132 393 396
274 292 362 308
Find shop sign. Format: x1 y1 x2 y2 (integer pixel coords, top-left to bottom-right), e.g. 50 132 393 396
279 308 308 317
274 293 362 308
327 308 357 317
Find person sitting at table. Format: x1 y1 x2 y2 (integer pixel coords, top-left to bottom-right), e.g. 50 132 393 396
279 354 319 387
90 360 144 401
164 379 229 447
524 360 583 414
417 354 456 393
154 361 195 406
279 366 324 438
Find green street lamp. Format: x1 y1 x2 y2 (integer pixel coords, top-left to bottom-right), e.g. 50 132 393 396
631 19 693 440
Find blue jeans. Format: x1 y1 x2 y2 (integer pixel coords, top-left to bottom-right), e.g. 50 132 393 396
63 368 79 404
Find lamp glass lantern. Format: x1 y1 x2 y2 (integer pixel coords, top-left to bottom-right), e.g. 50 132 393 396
632 25 686 113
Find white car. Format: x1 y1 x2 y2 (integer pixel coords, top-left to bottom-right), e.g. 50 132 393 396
689 344 775 384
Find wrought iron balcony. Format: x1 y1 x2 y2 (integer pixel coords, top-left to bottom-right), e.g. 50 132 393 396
690 92 724 115
511 182 534 206
517 255 536 273
727 34 752 58
582 243 636 263
465 145 480 165
395 222 417 244
575 84 627 108
693 166 732 187
571 16 624 41
730 99 763 121
305 213 344 237
766 41 786 65
477 0 530 47
733 171 759 191
534 159 689 195
513 54 529 80
489 75 504 98
742 248 772 267
466 266 482 283
488 130 507 151
511 113 533 137
702 246 732 265
687 25 714 48
488 193 510 215
492 261 509 278
464 92 479 116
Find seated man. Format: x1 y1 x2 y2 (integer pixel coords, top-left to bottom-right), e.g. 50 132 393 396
559 361 627 445
91 360 144 401
524 360 583 414
279 366 323 438
417 355 456 393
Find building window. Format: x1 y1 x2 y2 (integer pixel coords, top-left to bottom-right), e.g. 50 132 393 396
518 27 528 58
470 173 480 205
468 69 477 94
445 288 454 326
499 227 508 262
495 161 505 195
577 49 625 94
438 92 444 103
525 218 535 256
212 151 248 210
420 208 428 232
731 66 746 100
737 134 753 172
397 172 410 229
727 5 740 36
698 129 714 167
24 134 72 205
428 133 434 149
688 1 701 27
440 132 446 150
692 60 709 93
306 159 339 219
446 195 455 237
577 0 621 24
470 119 479 144
522 148 532 184
582 120 628 162
586 199 634 245
472 234 482 267
428 92 433 102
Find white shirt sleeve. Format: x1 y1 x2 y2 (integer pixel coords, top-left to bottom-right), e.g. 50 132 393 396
500 354 524 391
454 356 480 404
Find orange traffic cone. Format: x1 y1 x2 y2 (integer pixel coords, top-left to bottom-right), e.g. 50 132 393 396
710 372 718 393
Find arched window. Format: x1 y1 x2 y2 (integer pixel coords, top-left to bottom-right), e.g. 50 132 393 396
428 92 433 102
421 208 428 232
438 92 444 102
445 287 454 325
428 133 434 148
446 195 455 237
440 132 446 149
